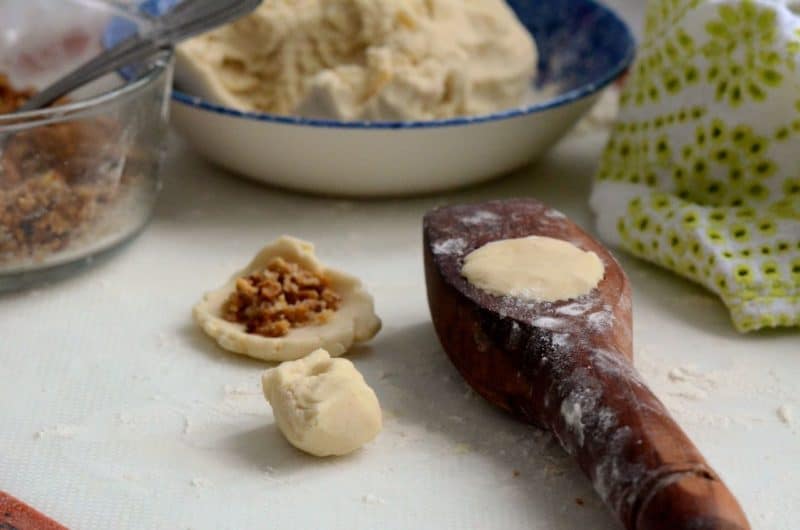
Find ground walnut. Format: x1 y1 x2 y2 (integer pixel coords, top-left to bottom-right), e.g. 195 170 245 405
222 257 342 338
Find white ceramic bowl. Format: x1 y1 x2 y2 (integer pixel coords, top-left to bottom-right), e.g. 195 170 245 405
160 0 635 197
171 96 602 197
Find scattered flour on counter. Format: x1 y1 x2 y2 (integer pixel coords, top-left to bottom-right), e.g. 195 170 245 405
223 382 257 396
260 466 287 484
34 424 78 439
156 332 180 349
217 381 266 417
182 415 193 435
777 405 793 425
637 351 731 427
667 367 689 383
190 478 213 488
751 482 799 530
637 346 796 429
662 365 717 401
667 365 718 390
669 388 709 401
361 494 386 505
115 412 136 425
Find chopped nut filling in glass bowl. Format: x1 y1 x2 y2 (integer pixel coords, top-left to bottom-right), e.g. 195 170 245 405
222 258 342 338
0 0 173 291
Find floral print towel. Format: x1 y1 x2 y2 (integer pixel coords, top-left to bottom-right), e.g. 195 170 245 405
591 0 800 332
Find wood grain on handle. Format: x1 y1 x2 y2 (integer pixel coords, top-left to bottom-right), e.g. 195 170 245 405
543 340 750 530
423 199 750 530
0 491 68 530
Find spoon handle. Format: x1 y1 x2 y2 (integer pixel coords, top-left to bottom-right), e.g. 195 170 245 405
544 344 751 530
16 34 160 112
15 0 261 113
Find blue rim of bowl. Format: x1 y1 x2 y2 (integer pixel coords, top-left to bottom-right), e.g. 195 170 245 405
155 0 635 130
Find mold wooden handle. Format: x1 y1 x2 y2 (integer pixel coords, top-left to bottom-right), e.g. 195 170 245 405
541 340 751 530
635 473 751 530
0 491 69 530
423 199 751 530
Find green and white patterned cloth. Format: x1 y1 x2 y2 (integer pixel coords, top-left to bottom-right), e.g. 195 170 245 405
591 0 800 332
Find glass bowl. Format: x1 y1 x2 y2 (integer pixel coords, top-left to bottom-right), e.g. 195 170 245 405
0 0 173 291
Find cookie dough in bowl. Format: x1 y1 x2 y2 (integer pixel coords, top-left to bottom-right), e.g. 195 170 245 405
193 236 381 361
152 0 637 196
177 0 538 121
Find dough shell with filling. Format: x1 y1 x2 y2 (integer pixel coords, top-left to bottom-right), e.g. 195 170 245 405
193 236 381 361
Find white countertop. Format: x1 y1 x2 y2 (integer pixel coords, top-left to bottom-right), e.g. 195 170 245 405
1 123 797 529
1 3 798 528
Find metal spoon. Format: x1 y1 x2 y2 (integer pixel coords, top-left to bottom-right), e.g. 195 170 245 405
15 0 261 113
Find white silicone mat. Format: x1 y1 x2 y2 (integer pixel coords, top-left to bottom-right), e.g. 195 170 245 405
1 127 797 529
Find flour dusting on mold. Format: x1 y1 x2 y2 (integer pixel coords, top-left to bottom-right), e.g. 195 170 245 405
587 309 614 331
460 210 500 225
506 321 525 349
544 209 567 220
551 333 571 349
561 398 585 447
591 349 646 387
428 200 698 522
432 237 467 256
557 301 594 316
591 425 645 508
532 317 565 330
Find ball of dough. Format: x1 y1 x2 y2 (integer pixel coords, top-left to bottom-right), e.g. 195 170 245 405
262 349 382 457
461 236 605 302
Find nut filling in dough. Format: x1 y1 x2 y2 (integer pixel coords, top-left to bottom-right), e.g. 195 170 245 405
262 349 382 457
194 236 381 361
461 236 605 302
222 257 342 338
